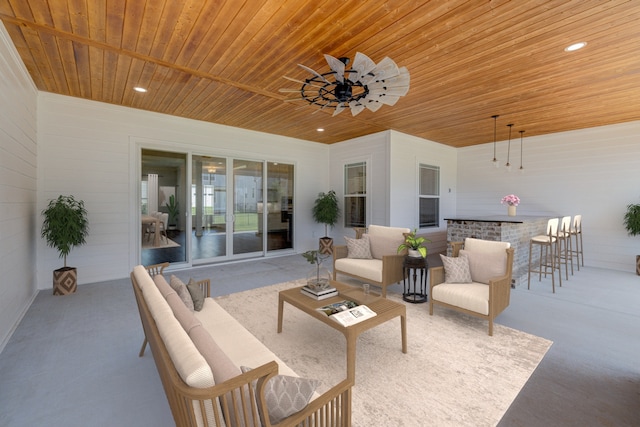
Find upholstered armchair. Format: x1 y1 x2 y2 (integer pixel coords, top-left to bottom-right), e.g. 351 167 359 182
429 238 514 335
333 225 410 297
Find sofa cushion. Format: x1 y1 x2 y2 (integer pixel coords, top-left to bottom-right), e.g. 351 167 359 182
170 275 195 311
440 253 472 283
241 366 319 425
194 298 299 378
187 278 205 311
459 249 508 285
345 234 372 259
133 265 155 292
367 225 410 259
166 293 201 334
334 258 383 283
432 282 490 315
153 274 176 298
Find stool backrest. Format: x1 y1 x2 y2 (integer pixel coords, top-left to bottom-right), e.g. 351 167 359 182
547 217 559 235
560 216 571 233
572 214 582 232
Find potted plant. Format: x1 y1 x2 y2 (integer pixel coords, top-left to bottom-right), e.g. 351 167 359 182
397 229 430 258
623 202 640 274
41 195 89 295
302 250 331 289
312 190 340 254
166 194 179 229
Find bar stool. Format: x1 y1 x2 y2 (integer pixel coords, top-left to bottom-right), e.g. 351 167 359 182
570 214 584 270
557 216 574 279
528 217 561 293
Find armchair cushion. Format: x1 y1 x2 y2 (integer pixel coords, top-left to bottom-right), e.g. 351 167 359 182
334 258 383 283
367 225 410 259
345 234 372 259
440 253 472 283
431 283 490 315
459 249 507 285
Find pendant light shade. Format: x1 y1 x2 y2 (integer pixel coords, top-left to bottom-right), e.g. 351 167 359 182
491 115 499 168
505 124 513 172
519 130 525 172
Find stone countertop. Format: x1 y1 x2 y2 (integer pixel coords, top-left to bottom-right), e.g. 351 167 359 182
444 215 553 224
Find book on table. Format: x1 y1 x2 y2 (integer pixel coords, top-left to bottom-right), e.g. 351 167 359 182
300 285 338 300
316 300 376 326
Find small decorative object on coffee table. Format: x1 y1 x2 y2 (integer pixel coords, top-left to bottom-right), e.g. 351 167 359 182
403 255 428 303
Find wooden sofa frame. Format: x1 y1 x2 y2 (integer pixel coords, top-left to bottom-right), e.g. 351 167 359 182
131 270 353 426
428 241 514 336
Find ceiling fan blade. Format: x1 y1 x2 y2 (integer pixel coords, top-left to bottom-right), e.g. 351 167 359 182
297 64 330 83
364 99 384 112
350 52 376 83
282 75 327 89
361 57 400 85
278 88 301 93
324 54 345 83
349 100 366 116
332 103 347 116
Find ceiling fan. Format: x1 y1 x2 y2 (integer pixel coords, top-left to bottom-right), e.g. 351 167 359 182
281 52 410 117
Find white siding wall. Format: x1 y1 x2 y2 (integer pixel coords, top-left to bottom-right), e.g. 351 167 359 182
0 23 38 351
457 121 640 272
37 93 329 289
389 130 458 231
328 131 391 243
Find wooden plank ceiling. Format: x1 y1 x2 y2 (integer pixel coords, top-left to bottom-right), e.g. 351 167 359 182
1 0 639 147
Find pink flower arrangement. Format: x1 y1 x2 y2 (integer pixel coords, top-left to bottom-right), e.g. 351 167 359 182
501 194 520 206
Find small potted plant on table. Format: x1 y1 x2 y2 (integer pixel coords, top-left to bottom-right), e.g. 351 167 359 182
397 229 429 258
302 250 331 290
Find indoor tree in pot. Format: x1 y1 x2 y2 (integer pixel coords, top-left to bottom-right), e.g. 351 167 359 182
41 195 89 295
312 190 340 255
623 202 640 275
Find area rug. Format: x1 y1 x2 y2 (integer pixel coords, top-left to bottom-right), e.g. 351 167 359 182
141 237 180 249
215 279 553 427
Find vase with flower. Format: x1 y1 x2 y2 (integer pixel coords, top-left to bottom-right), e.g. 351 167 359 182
501 194 520 216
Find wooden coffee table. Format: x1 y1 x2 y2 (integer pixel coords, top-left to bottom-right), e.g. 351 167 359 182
277 280 407 382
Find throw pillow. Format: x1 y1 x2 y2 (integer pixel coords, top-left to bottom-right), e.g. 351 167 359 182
345 234 372 259
187 278 205 311
459 249 507 285
240 366 319 425
440 253 472 283
170 275 195 311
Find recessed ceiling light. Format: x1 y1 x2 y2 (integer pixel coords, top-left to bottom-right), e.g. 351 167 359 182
564 42 587 52
134 86 147 93
317 128 324 132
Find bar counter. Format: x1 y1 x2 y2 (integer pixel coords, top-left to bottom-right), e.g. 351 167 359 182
444 215 552 288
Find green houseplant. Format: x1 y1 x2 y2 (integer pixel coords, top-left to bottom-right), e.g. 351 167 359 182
41 195 89 295
397 229 430 258
623 203 640 275
312 190 340 254
302 250 331 289
166 194 179 228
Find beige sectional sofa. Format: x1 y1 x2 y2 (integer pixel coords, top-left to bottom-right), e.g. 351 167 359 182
131 265 352 426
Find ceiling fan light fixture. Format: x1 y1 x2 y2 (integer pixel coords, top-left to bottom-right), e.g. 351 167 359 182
282 52 410 116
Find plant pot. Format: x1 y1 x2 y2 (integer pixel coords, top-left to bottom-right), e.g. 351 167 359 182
306 266 332 290
319 237 334 255
53 266 77 295
508 205 517 216
408 249 423 258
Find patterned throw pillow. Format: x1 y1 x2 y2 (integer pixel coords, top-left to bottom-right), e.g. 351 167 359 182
169 275 195 311
345 234 372 259
186 278 205 311
241 366 319 425
439 253 472 283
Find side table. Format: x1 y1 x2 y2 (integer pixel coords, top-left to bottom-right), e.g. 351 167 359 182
403 256 428 303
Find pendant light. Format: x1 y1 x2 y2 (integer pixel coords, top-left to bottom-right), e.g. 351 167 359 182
491 115 499 168
519 130 525 172
505 124 513 172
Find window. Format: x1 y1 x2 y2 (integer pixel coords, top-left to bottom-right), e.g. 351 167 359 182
344 162 366 228
419 164 439 227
